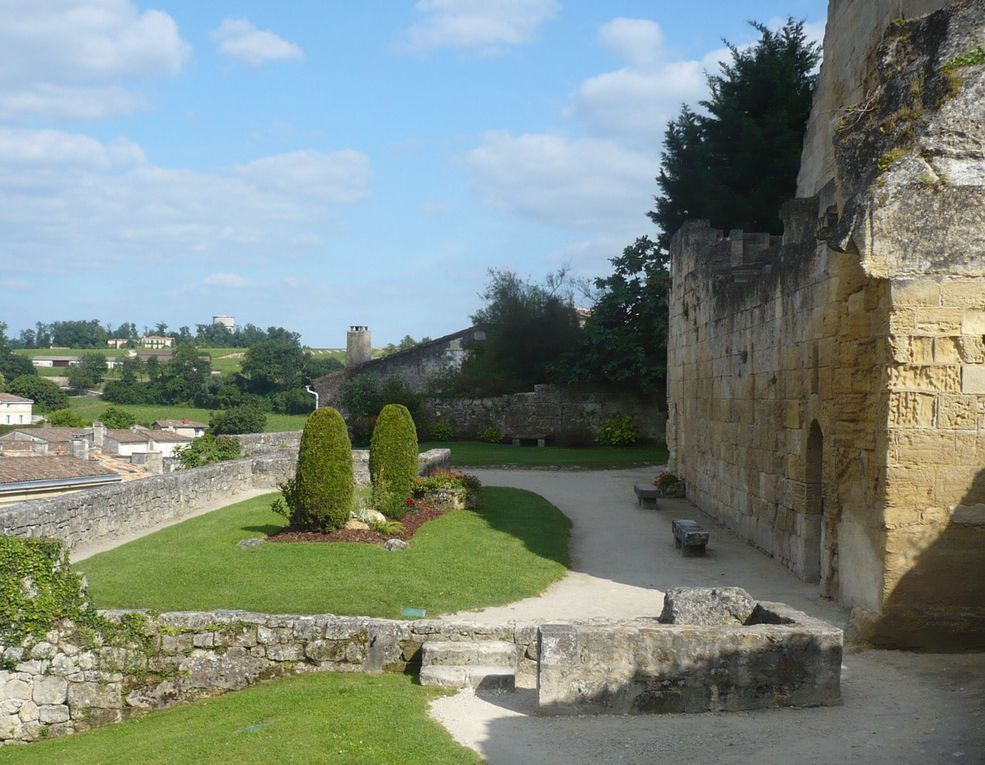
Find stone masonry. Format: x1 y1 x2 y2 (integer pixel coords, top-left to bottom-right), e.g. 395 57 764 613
667 0 985 648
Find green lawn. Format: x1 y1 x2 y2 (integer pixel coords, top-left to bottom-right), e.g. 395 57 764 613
77 488 571 616
421 440 668 469
0 673 480 765
66 398 309 432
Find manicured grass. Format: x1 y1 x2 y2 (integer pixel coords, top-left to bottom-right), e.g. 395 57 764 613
77 487 571 616
66 398 309 433
0 673 481 765
421 440 669 469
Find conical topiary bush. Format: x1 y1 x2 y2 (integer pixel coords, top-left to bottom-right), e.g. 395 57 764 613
289 407 353 531
369 403 418 519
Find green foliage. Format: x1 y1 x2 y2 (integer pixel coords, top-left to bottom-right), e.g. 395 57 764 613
67 352 108 394
340 374 421 422
554 237 668 393
45 408 89 427
941 45 985 73
240 340 305 395
284 408 354 531
302 353 344 380
379 335 432 358
428 421 454 441
412 470 482 508
175 434 242 468
270 387 316 415
208 404 267 435
447 269 582 396
0 536 86 644
99 406 137 429
480 426 504 444
649 19 820 249
594 414 639 446
368 518 405 535
369 404 419 519
6 374 67 412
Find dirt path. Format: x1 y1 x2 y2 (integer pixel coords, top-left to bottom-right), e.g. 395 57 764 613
431 467 985 765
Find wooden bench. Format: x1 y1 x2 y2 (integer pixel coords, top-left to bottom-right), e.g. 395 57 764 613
510 434 546 447
672 519 709 556
634 482 659 506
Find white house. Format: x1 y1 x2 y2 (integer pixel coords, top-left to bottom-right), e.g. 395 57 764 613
153 418 207 438
0 393 33 426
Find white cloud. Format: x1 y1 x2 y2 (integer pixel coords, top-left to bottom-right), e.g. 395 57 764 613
212 19 302 66
566 19 728 147
203 272 247 288
0 128 371 272
404 0 558 53
462 131 656 230
0 0 189 121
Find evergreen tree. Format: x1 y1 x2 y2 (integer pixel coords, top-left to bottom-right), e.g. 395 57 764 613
649 19 820 247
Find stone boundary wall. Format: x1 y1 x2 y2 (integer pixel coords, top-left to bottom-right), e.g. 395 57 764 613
0 449 450 556
421 384 666 444
0 611 536 745
537 602 842 715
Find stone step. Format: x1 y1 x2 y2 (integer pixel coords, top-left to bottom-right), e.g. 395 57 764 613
418 665 516 691
421 640 517 669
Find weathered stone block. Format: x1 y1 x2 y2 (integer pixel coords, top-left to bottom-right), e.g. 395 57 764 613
38 704 70 724
961 366 985 395
32 676 67 705
66 681 121 709
659 587 756 626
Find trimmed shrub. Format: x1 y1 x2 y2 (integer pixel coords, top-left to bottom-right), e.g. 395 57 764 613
428 421 454 441
282 408 354 531
480 426 504 444
369 404 419 519
595 414 639 446
175 434 242 468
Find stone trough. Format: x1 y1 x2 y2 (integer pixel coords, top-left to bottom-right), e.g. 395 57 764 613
536 587 843 715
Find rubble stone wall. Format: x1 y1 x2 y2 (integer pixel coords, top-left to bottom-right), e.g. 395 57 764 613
0 611 536 745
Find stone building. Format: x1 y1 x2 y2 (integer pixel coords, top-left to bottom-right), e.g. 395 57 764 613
667 0 985 649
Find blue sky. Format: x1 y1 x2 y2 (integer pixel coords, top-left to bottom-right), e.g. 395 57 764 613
0 0 827 347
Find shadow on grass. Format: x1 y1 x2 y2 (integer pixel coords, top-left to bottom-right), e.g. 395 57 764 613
240 524 284 536
475 486 572 569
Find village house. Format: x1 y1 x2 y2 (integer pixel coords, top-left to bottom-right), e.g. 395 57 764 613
0 393 33 426
153 418 207 438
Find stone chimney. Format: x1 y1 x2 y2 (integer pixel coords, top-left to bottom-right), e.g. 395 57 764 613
346 325 372 367
92 421 105 448
70 437 88 460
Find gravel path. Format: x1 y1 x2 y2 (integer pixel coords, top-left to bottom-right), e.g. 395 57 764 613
431 467 985 765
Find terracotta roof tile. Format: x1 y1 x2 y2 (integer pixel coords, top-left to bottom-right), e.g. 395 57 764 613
0 455 117 485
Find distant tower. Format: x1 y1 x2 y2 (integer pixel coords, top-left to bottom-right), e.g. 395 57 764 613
347 326 372 367
213 315 235 330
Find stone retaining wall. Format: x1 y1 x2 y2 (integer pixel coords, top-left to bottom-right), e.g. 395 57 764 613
421 384 666 444
0 611 536 745
0 449 450 556
537 602 842 715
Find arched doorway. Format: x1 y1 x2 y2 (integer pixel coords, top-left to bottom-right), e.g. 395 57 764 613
804 420 825 584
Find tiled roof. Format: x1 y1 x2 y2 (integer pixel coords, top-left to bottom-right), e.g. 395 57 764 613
154 419 207 429
0 393 32 404
105 427 192 444
145 429 193 443
0 455 117 485
0 428 88 443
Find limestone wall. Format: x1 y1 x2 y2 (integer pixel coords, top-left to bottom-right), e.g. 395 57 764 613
670 1 985 648
0 611 536 745
421 385 666 444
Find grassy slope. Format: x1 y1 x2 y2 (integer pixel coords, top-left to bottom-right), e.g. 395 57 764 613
0 673 481 765
423 440 669 469
77 488 571 617
66 398 309 432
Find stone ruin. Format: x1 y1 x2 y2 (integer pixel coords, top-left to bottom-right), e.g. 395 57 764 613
666 0 985 649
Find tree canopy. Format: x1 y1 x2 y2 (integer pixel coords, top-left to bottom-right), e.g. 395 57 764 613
649 19 821 250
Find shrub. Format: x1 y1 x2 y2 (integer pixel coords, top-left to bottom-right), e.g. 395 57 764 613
279 408 353 531
428 421 454 441
413 469 482 508
102 379 150 405
45 408 88 427
175 434 242 468
6 375 67 413
595 414 639 446
271 387 315 415
100 406 137 429
209 404 267 435
480 426 504 444
369 404 419 519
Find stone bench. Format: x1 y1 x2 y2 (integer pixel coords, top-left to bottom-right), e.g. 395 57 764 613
634 482 658 506
510 434 546 447
672 518 709 556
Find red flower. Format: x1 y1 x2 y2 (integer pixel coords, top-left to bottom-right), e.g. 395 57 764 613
406 498 416 507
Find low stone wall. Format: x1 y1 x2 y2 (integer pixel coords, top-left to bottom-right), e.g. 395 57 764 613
537 602 842 715
0 611 536 745
234 431 301 456
0 449 450 556
421 385 666 444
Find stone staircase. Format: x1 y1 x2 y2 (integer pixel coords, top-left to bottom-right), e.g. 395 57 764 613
418 640 517 691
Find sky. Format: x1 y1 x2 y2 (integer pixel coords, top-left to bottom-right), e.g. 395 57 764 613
0 0 828 347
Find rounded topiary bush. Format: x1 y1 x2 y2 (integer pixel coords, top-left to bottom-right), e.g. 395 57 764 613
369 404 419 519
290 407 353 531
